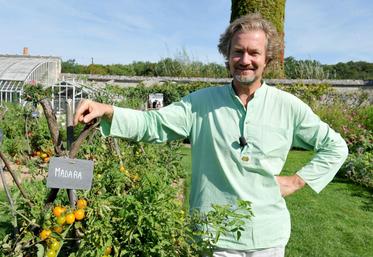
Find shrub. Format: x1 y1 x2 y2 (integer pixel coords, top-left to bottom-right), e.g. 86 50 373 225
315 104 373 154
276 83 334 108
0 103 28 158
284 57 331 79
339 152 373 189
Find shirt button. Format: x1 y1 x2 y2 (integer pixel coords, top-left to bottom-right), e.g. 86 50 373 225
241 155 250 162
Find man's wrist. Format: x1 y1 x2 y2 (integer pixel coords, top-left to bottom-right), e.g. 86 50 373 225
104 105 114 121
294 174 306 190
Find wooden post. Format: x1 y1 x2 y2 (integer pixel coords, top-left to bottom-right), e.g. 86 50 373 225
66 99 77 208
0 152 32 207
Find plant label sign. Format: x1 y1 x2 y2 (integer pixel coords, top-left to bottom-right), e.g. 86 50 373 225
47 157 94 190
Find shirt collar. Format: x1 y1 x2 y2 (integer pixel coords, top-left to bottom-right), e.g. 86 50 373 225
228 80 268 100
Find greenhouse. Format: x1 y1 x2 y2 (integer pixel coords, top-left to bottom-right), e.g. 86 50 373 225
0 55 61 105
48 80 97 114
0 54 99 114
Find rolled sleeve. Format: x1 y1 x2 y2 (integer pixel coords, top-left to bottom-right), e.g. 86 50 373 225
100 97 193 143
293 104 349 193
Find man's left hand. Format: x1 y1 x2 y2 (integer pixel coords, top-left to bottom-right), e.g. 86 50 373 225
275 174 306 197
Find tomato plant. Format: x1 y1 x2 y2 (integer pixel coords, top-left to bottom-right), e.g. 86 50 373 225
45 249 57 257
76 199 87 209
56 216 66 225
40 229 52 241
74 209 85 221
0 84 253 257
65 213 75 225
53 206 66 217
53 226 63 234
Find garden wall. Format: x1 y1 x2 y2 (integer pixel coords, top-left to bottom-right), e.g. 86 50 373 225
61 73 373 104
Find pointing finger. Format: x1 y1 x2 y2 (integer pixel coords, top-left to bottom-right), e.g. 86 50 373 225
74 99 89 125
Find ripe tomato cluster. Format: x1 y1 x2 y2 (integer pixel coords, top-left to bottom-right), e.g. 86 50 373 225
32 150 51 163
39 199 88 256
39 228 60 257
119 164 140 182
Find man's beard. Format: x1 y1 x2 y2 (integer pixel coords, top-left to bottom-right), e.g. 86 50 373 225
234 74 256 86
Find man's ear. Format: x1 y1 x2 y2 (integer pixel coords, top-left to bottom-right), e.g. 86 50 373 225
225 61 229 70
225 61 234 78
264 59 269 68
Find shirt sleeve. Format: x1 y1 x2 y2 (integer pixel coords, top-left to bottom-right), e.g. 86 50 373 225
100 95 193 143
292 102 349 193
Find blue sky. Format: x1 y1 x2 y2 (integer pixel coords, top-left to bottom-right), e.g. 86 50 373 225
1 0 372 65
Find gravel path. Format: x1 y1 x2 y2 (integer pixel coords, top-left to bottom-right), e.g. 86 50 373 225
0 161 44 190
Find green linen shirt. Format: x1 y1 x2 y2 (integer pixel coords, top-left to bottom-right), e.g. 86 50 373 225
101 82 348 250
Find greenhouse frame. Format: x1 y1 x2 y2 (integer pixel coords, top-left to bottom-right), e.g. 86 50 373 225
0 55 61 105
49 80 96 114
0 54 101 114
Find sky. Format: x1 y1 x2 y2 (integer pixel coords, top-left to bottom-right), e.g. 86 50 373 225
1 0 372 65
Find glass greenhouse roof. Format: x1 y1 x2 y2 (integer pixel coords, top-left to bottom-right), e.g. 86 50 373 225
0 55 61 81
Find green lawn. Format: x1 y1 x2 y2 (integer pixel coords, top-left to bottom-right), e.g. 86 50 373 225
180 148 373 257
283 151 373 257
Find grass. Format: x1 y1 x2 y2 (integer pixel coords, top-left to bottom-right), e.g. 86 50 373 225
179 146 192 210
180 148 373 257
283 151 373 257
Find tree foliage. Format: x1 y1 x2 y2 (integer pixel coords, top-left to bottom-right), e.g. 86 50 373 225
323 61 373 80
61 59 229 78
285 57 373 80
230 0 286 78
62 58 373 80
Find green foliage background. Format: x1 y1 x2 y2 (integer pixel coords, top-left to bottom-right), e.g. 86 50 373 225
62 58 373 80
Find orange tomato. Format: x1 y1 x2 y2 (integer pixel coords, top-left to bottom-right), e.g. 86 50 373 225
76 199 87 209
39 229 52 240
53 206 66 217
44 157 50 163
74 209 85 221
53 226 63 234
104 246 112 255
65 213 75 224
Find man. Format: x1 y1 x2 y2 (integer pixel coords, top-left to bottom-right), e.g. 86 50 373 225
74 14 348 257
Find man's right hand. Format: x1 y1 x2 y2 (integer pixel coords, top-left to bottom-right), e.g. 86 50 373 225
74 99 114 126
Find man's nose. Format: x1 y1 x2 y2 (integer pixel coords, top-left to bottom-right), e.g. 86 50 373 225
240 52 252 65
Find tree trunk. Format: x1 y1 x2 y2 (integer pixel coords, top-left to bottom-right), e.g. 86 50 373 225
230 0 286 78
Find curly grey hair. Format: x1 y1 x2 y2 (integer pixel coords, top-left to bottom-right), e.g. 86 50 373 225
218 13 280 65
